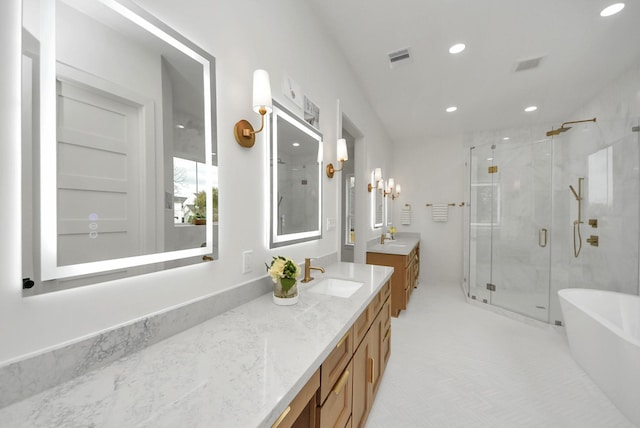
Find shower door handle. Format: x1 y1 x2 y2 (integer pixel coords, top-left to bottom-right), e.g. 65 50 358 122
538 228 548 247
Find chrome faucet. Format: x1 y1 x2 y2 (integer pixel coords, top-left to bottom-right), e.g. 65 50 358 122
302 258 325 283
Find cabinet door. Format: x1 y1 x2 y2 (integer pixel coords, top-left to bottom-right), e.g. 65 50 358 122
379 299 391 381
352 332 375 428
273 369 320 428
370 309 383 395
319 360 353 428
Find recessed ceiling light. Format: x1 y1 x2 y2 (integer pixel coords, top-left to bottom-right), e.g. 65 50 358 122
503 137 510 141
524 106 538 112
176 124 185 129
292 142 300 147
446 106 458 113
449 43 466 54
600 3 625 17
487 157 494 161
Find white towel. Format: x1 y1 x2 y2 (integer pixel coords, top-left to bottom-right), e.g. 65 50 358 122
431 203 449 222
401 204 412 225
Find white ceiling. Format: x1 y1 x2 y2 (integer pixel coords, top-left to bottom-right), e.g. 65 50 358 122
307 0 640 141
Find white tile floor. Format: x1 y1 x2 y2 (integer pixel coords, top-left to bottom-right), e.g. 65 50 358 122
366 282 636 428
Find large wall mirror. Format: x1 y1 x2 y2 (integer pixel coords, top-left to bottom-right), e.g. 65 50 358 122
21 0 218 290
371 171 385 229
270 101 322 248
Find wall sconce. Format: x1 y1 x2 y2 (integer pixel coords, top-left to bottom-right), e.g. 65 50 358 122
385 178 401 200
368 168 382 192
234 69 272 148
326 138 348 178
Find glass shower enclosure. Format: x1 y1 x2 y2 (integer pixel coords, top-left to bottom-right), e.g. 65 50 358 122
466 119 640 324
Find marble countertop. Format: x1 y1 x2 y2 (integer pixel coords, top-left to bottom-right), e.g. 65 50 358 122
366 235 420 256
0 262 393 428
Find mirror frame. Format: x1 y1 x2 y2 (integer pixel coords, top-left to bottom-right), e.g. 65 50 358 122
31 0 217 282
269 100 323 248
371 171 385 229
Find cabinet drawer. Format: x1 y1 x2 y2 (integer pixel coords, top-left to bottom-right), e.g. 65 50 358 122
271 369 320 428
319 360 353 428
370 288 383 317
353 304 372 348
381 298 391 334
381 325 391 370
320 328 353 404
380 281 391 306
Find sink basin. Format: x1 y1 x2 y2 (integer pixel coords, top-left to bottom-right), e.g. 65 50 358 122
308 278 364 298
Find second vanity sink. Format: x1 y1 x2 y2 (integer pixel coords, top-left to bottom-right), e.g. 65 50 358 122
308 278 364 298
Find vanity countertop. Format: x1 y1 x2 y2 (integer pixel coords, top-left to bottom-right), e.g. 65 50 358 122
366 235 420 256
0 262 393 428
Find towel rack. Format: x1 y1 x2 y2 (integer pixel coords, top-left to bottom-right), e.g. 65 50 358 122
425 202 465 207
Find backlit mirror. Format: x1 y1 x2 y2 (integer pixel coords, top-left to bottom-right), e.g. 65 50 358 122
22 0 218 289
270 101 322 248
372 171 385 229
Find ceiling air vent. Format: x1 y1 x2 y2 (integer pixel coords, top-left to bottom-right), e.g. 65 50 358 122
388 48 412 68
514 56 545 72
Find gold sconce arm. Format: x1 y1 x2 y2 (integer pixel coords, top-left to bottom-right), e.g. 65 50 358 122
234 107 268 148
326 160 344 178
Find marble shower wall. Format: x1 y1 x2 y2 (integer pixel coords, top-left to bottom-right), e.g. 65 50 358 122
548 117 640 324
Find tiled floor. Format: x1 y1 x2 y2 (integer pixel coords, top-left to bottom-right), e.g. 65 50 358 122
366 282 635 428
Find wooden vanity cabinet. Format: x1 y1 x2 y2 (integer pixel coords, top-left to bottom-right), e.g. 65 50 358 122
275 281 391 428
366 242 419 317
273 369 320 428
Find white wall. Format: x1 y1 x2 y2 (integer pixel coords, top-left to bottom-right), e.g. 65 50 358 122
0 0 393 364
391 134 467 285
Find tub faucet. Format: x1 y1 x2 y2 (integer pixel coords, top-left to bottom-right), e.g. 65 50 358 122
302 258 325 283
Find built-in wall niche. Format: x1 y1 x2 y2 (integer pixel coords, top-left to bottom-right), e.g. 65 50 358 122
269 101 323 248
21 0 218 292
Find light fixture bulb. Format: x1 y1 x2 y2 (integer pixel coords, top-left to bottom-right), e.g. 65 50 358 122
252 69 272 114
449 43 466 54
337 138 348 162
388 178 395 191
600 3 624 16
396 184 401 194
374 168 382 182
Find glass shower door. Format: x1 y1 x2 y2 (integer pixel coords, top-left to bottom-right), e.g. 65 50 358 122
468 144 496 304
490 140 552 321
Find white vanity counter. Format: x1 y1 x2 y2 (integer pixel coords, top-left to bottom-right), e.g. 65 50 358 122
0 262 393 428
366 235 421 256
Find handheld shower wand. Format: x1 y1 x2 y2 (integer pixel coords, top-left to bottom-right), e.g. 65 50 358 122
571 178 584 258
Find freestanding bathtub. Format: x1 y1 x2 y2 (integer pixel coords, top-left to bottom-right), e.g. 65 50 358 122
558 288 640 427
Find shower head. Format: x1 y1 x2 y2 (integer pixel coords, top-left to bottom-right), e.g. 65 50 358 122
546 117 596 137
546 126 571 137
569 185 580 201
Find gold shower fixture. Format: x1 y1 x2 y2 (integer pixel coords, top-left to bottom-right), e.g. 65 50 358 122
546 118 596 137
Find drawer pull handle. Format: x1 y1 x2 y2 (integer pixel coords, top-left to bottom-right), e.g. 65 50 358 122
336 332 349 349
271 406 291 428
368 357 375 384
384 328 391 341
333 369 350 395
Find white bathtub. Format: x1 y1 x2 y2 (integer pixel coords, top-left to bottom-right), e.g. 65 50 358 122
558 288 640 427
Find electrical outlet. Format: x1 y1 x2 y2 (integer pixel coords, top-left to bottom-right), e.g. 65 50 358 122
242 250 253 274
